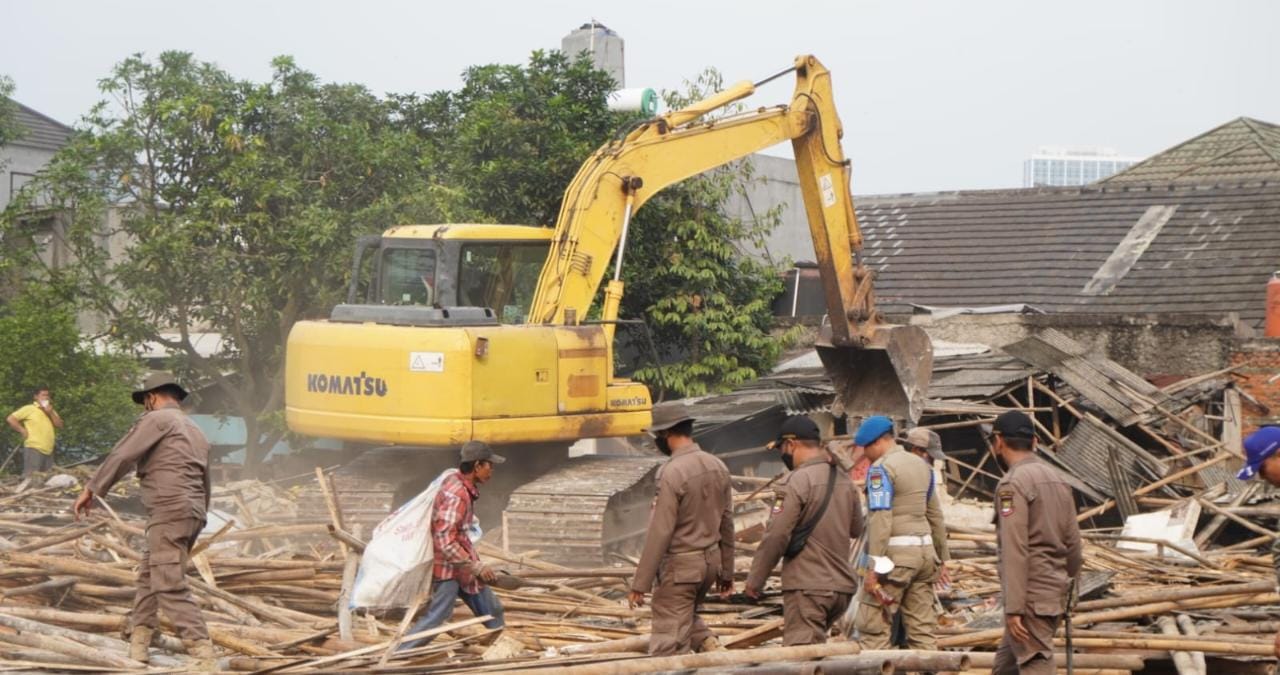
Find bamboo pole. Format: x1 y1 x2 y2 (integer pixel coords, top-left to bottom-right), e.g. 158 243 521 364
1074 580 1274 612
1196 495 1278 541
1157 615 1203 675
0 630 143 670
940 592 1280 648
963 651 1144 670
1076 452 1232 522
1064 636 1272 656
530 641 865 675
0 612 142 665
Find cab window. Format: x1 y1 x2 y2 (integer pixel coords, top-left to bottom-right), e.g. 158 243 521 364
380 247 437 305
457 243 548 323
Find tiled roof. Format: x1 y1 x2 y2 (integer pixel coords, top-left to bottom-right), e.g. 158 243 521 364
856 181 1280 329
1101 117 1280 185
9 102 73 152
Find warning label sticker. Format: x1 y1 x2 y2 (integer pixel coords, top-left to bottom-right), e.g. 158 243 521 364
819 174 837 207
408 352 445 373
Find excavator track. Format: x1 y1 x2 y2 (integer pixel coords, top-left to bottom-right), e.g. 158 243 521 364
502 455 662 566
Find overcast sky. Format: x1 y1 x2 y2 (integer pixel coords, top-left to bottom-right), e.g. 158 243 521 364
3 0 1277 194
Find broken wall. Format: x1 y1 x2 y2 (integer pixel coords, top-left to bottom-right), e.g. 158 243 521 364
1231 337 1280 430
904 311 1243 376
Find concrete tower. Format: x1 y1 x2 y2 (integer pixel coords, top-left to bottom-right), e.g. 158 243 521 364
561 21 624 87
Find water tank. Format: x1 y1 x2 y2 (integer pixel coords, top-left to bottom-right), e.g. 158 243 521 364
562 21 625 87
1267 271 1280 337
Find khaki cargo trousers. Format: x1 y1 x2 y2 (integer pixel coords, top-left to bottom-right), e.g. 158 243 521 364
128 517 210 642
853 544 939 650
648 547 721 655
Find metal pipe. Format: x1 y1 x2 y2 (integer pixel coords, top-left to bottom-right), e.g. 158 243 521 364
790 267 801 317
613 192 637 281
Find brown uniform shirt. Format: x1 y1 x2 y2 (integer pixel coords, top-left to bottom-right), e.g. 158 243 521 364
865 445 949 562
995 455 1083 616
86 404 212 526
632 443 734 592
746 457 863 593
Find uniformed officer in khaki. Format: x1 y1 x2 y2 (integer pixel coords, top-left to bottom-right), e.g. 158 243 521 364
745 416 863 645
73 373 217 670
902 427 945 467
628 408 734 655
853 415 949 650
990 410 1083 675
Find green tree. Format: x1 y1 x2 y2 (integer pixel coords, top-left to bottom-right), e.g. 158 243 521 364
4 53 442 470
622 70 787 396
0 289 139 462
392 50 623 226
0 75 19 151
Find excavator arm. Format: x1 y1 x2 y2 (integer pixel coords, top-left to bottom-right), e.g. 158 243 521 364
528 54 932 421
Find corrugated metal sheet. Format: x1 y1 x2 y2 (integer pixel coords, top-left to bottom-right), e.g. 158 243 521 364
1057 415 1169 498
1003 329 1171 426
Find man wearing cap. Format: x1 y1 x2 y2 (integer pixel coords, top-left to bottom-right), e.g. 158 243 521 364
71 373 217 669
402 440 506 649
745 416 863 644
1232 426 1280 658
902 427 945 467
852 415 949 651
629 407 734 655
990 410 1082 675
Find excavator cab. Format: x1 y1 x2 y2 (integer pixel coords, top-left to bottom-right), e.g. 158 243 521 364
348 224 553 324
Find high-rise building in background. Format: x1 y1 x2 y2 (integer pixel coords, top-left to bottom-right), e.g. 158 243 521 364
561 21 625 87
1023 146 1143 187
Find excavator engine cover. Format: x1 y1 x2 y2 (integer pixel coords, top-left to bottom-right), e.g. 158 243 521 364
816 323 933 423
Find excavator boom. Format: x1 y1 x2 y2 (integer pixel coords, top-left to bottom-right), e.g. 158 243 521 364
528 54 932 421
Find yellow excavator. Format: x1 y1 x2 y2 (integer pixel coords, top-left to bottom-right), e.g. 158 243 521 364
285 55 932 561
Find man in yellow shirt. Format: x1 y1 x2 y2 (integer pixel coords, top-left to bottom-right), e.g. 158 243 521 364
6 387 64 476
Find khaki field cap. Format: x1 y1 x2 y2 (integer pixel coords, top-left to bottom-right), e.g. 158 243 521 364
131 371 189 404
460 440 505 464
900 427 945 461
644 406 696 434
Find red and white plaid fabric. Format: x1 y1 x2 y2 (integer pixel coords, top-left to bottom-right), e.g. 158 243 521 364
431 472 481 593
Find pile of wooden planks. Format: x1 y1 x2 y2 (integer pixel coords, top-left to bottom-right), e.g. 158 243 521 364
4 329 1280 673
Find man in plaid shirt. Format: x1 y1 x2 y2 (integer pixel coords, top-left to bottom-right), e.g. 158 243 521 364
402 441 506 649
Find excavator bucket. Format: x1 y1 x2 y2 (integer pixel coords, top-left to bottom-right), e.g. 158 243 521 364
816 324 933 423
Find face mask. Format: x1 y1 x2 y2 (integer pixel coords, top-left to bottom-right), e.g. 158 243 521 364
655 435 672 456
992 447 1009 472
781 451 796 471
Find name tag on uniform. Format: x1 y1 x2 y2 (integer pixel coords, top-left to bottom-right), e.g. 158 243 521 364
867 466 893 511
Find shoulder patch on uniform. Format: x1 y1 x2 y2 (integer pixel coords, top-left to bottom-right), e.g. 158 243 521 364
998 489 1015 517
771 493 785 514
867 466 893 511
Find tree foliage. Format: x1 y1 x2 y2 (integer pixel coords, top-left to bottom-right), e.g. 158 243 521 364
5 53 442 469
0 75 20 162
0 289 139 460
392 50 623 226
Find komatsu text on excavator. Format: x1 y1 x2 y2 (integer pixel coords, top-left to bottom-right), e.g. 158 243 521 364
285 55 932 562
